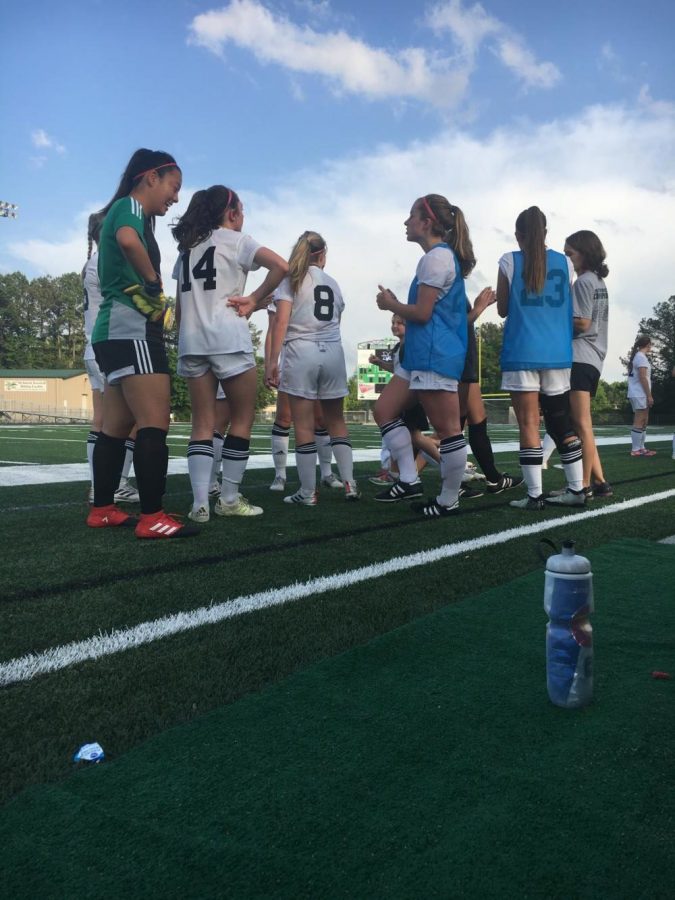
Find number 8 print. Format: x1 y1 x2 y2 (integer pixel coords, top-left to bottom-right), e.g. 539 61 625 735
313 285 334 321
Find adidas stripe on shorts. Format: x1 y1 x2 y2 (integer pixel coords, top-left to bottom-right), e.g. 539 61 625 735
93 338 169 385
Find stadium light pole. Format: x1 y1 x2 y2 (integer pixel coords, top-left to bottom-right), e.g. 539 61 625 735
0 201 19 219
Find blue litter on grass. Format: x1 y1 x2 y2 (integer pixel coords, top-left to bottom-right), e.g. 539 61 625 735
73 742 105 763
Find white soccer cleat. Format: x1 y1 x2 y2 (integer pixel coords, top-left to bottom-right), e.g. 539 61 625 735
214 495 263 517
283 489 318 506
344 481 361 501
321 472 343 489
269 475 286 492
188 505 210 523
208 481 221 498
114 479 140 503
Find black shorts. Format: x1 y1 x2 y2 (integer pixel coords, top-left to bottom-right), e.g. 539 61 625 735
402 402 429 433
93 338 169 386
570 361 600 397
461 325 478 383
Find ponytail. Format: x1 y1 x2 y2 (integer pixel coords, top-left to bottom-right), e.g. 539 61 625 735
628 334 651 376
420 194 476 278
287 230 326 295
171 185 239 252
515 206 547 294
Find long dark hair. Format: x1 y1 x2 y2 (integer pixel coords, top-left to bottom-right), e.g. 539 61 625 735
515 206 547 294
172 185 240 252
565 230 609 278
628 335 651 376
418 194 476 278
99 149 180 218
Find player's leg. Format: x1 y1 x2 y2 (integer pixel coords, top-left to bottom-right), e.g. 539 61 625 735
185 371 218 521
417 387 466 514
373 375 420 497
216 362 261 515
270 390 292 489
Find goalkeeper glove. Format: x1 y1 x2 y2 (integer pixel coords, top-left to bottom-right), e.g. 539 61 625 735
123 279 167 322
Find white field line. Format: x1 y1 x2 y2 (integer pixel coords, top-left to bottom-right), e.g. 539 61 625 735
1 489 674 688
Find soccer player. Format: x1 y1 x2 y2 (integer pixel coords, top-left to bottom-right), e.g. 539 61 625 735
87 149 197 539
373 193 474 517
627 335 656 456
263 230 359 505
172 184 288 521
496 206 584 510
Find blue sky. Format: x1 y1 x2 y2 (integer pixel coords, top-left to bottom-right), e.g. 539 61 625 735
2 0 675 379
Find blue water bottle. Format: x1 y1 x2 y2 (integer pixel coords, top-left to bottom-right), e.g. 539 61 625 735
544 540 593 708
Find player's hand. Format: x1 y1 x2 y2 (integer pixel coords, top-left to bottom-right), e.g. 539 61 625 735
265 362 280 388
227 295 257 318
123 280 167 322
376 285 397 311
472 287 496 316
368 354 380 366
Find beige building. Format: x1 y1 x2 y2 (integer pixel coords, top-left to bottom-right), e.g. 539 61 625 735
0 369 92 421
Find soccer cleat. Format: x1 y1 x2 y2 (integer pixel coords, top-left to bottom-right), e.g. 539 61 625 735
135 510 200 539
214 494 263 516
641 448 657 457
486 473 524 494
283 489 318 506
209 481 221 498
344 481 361 501
269 475 286 492
413 497 460 518
114 479 140 503
368 470 395 485
87 504 137 528
188 505 210 523
591 481 613 498
509 494 545 511
545 488 586 508
583 486 594 500
374 480 423 502
321 473 344 489
462 462 486 484
458 485 484 499
547 486 567 497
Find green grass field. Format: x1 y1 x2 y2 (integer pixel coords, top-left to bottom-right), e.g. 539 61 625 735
1 423 674 895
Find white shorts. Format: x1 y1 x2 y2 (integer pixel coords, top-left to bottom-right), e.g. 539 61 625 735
216 384 227 401
280 339 347 400
178 352 255 381
85 357 106 393
394 361 411 382
409 370 458 392
501 368 570 396
629 396 648 411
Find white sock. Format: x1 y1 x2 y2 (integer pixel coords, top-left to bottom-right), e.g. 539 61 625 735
380 420 417 484
315 429 333 478
271 423 289 478
631 428 644 452
122 439 135 480
437 434 467 507
330 437 354 485
221 435 250 503
188 440 214 509
295 442 317 494
519 447 543 497
210 431 224 484
560 439 584 492
542 433 556 468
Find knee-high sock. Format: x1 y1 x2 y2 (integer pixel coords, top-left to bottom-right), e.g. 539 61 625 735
188 439 214 510
438 434 467 507
271 422 290 478
121 438 135 480
92 432 126 507
519 446 543 498
630 427 644 451
542 432 556 468
134 427 168 514
330 437 354 484
380 419 417 483
640 428 647 450
87 430 101 485
295 441 317 494
559 438 583 491
315 429 333 478
210 431 224 484
467 418 499 482
221 434 250 503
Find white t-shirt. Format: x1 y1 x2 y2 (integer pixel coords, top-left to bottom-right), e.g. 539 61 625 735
498 252 574 288
627 351 651 399
417 245 456 297
83 253 104 360
273 266 344 343
174 228 260 357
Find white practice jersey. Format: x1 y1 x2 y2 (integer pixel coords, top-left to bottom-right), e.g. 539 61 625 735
174 228 260 357
627 351 651 400
83 253 104 360
274 266 344 343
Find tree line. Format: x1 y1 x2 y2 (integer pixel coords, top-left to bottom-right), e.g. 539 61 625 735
0 272 673 417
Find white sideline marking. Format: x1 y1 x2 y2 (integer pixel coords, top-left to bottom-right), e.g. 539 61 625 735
1 489 674 688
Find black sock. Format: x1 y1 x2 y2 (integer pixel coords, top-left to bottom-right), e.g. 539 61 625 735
468 418 500 482
93 433 126 507
134 427 168 514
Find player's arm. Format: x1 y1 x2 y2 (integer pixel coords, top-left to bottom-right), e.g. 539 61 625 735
638 366 653 405
264 310 274 369
468 287 496 324
265 299 292 387
496 270 510 317
573 316 592 334
228 248 289 318
376 283 438 324
369 354 394 373
116 226 158 284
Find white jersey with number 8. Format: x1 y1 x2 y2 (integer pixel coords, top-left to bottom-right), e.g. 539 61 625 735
273 266 344 343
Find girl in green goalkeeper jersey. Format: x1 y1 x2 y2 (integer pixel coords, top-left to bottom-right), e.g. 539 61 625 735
88 148 198 540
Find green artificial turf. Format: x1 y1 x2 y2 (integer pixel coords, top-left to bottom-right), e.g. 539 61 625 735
2 538 673 899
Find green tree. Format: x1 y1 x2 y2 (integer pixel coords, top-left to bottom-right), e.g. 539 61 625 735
634 295 675 413
476 321 503 394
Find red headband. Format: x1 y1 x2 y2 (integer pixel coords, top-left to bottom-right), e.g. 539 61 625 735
133 161 179 181
420 196 437 223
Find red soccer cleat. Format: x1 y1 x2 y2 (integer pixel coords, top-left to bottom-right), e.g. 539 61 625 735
135 510 200 540
87 504 137 528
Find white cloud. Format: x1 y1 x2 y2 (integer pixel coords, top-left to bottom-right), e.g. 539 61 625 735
31 128 66 155
7 101 674 383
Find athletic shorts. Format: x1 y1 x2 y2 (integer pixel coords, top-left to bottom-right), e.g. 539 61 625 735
461 327 478 383
85 357 106 393
394 361 411 382
178 352 255 381
93 338 169 386
216 384 227 401
280 339 347 400
629 396 648 411
570 362 600 396
402 403 429 433
409 370 459 392
501 368 570 396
